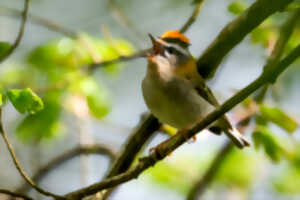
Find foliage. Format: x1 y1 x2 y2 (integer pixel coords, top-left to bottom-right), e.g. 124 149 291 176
0 42 11 57
16 91 63 142
144 154 209 195
6 88 44 114
145 149 259 194
252 125 286 162
259 105 298 133
0 34 134 142
214 149 258 189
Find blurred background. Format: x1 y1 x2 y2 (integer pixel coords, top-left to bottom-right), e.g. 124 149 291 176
0 0 300 199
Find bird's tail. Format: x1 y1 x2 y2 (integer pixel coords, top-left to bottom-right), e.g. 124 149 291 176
223 127 250 148
215 116 250 149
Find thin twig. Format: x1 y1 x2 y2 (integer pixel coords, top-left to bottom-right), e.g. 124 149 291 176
187 142 234 200
0 6 76 38
187 10 300 199
179 0 204 33
88 48 149 72
108 0 144 46
99 3 205 197
16 144 117 193
98 114 160 199
89 0 204 72
0 0 30 63
64 42 300 200
0 109 65 200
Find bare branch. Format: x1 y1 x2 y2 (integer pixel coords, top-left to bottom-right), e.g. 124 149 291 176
187 10 300 199
197 0 294 79
108 0 144 47
0 6 76 38
0 109 65 200
0 0 30 63
16 145 117 193
64 41 300 200
89 0 204 72
0 189 33 200
179 0 204 33
88 48 149 72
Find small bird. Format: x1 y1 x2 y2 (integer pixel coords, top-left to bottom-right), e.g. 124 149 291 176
142 30 250 148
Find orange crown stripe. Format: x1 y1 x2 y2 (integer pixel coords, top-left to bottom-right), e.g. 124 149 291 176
160 30 190 44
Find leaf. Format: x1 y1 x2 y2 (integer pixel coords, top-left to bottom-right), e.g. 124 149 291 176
251 27 277 48
273 166 300 194
145 155 208 195
228 0 247 15
6 88 44 114
146 151 259 193
252 125 284 162
0 42 11 57
17 91 64 142
78 34 134 75
215 149 258 188
0 93 3 107
260 105 298 133
72 77 111 119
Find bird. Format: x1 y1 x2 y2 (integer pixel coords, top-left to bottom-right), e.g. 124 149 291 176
142 30 250 148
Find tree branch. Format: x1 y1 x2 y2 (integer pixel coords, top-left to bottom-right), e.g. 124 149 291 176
16 144 117 193
89 0 204 73
184 10 300 199
0 189 33 200
0 0 30 63
64 40 300 200
196 0 294 79
105 114 160 178
179 0 204 33
98 3 205 198
0 6 76 38
0 109 65 200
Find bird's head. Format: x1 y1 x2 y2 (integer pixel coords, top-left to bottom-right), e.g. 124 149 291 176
147 30 193 70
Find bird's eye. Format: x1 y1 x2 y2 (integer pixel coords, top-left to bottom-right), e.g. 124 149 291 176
166 47 175 54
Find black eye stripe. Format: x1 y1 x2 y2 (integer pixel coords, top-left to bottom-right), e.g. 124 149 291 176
165 46 181 55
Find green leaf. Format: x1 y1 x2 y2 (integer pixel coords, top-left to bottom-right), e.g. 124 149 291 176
0 93 3 107
251 27 277 48
0 42 11 57
72 77 111 119
78 34 134 75
146 150 259 193
145 155 208 195
252 125 284 162
228 0 247 15
215 149 258 188
260 105 298 133
273 166 300 194
6 88 44 114
17 91 64 142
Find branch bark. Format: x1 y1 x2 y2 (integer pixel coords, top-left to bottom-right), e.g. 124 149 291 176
0 0 30 63
196 0 294 79
89 0 204 73
0 109 65 200
16 144 117 193
179 0 204 33
0 6 76 38
64 41 300 200
0 189 33 200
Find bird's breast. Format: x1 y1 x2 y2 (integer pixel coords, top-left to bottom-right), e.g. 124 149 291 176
142 73 213 129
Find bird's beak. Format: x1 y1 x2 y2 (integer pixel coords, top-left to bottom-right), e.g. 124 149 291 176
148 33 163 55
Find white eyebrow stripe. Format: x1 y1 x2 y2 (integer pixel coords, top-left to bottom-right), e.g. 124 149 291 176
163 43 186 54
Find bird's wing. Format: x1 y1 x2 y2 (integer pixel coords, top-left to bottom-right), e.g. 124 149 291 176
188 72 220 107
